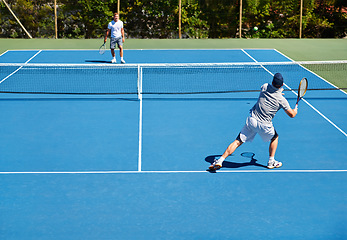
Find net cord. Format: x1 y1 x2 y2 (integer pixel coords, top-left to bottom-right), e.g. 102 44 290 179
0 60 346 95
1 60 346 68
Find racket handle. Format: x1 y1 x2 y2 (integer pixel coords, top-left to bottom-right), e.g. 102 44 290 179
295 104 298 110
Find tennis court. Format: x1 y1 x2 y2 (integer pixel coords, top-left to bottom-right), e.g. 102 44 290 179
0 49 346 239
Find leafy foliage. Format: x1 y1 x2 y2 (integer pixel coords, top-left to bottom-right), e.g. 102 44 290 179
0 0 346 38
121 0 178 38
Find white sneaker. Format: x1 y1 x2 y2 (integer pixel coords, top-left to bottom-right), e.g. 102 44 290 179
111 58 117 63
267 160 282 169
121 59 126 64
209 158 223 171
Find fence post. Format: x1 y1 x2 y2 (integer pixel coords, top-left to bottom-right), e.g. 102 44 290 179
54 0 58 39
239 0 242 38
179 0 182 39
118 0 120 15
299 0 303 38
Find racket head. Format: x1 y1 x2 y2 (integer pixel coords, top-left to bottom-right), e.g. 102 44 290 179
296 77 308 104
298 77 308 98
99 43 106 55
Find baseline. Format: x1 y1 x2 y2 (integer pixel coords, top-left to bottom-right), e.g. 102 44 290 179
0 170 346 174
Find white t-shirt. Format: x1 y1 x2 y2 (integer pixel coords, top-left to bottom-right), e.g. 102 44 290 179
250 83 291 123
108 20 123 38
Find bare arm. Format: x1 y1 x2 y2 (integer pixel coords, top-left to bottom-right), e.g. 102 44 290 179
104 29 110 43
121 28 125 42
285 106 298 118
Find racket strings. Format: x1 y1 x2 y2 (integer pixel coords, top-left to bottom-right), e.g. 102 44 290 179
99 44 106 55
299 78 308 97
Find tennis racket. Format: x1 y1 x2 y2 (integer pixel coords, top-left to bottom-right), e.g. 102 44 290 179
99 43 106 55
296 77 308 107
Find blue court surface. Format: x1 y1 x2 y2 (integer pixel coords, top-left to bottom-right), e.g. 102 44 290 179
0 49 346 239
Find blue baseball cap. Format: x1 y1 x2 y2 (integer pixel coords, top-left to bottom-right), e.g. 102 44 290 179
272 73 283 88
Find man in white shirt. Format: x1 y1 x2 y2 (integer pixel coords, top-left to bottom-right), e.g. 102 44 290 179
104 12 125 63
209 73 298 171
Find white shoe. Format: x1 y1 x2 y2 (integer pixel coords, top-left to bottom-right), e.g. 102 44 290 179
267 160 282 169
111 58 117 63
209 158 223 171
121 59 126 64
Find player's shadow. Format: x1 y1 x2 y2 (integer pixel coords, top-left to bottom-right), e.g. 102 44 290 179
85 60 112 63
205 152 267 173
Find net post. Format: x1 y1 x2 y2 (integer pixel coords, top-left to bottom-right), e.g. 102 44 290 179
137 65 142 100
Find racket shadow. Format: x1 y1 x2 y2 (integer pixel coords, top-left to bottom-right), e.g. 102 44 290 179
205 152 267 172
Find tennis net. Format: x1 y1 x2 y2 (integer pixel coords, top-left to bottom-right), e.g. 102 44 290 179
0 61 346 95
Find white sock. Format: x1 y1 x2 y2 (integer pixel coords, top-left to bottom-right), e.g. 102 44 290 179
121 57 124 60
269 156 275 162
218 156 225 163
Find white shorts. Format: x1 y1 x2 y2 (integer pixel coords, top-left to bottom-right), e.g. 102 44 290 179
239 116 276 143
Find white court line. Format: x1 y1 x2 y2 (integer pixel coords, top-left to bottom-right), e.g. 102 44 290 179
0 50 9 57
302 98 347 137
138 66 143 172
274 49 347 95
4 49 276 52
0 50 42 85
241 49 347 137
0 170 346 174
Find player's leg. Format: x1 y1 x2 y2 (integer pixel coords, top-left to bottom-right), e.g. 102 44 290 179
269 134 278 158
110 38 117 63
267 133 282 169
119 45 125 63
209 116 256 171
117 37 125 63
209 139 243 171
257 122 282 169
223 139 243 158
119 45 123 57
221 138 243 162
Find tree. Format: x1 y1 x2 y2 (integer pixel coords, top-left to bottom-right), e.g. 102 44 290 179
58 0 116 38
0 0 55 38
0 0 346 38
120 0 177 38
180 2 209 38
199 0 239 38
